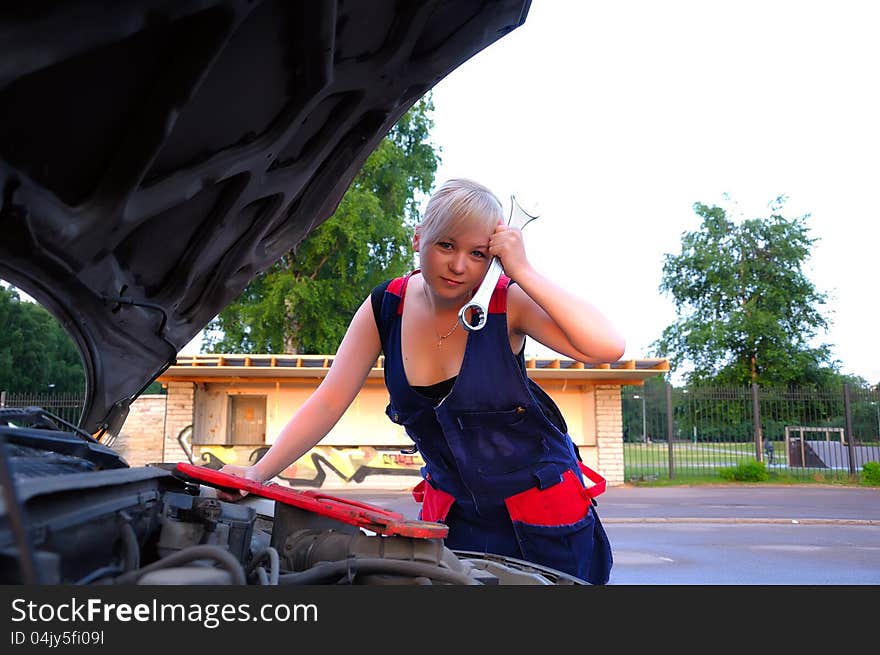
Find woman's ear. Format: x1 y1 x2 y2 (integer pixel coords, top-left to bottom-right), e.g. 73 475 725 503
412 229 421 253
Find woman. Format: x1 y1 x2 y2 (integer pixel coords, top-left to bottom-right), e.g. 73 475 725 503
219 178 625 584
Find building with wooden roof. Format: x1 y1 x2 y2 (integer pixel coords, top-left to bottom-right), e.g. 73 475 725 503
119 354 668 490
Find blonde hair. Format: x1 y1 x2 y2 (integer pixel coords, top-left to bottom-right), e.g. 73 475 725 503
417 178 504 246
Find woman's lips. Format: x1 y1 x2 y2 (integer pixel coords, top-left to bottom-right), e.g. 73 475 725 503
440 277 463 287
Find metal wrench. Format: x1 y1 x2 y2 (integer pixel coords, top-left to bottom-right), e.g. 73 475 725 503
458 195 539 331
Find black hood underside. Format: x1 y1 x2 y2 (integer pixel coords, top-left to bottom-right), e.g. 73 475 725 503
0 0 531 435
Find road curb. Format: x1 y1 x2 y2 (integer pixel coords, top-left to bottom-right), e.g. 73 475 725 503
603 517 880 525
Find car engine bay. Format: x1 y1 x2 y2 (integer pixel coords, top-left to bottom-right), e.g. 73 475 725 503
0 407 584 585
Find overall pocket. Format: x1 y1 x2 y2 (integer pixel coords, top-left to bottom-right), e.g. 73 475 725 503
412 478 455 523
503 469 608 583
456 405 550 475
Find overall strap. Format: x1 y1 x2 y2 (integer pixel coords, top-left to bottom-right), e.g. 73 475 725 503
488 274 512 314
578 462 607 498
371 273 412 354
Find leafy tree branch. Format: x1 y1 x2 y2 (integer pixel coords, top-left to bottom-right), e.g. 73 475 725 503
652 197 838 387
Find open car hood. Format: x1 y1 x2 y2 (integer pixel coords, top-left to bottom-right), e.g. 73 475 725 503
0 0 531 436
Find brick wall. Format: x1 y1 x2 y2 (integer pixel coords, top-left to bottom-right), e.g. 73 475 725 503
595 385 624 486
162 381 195 465
114 395 165 466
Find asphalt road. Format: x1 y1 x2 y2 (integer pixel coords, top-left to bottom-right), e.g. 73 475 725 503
332 484 880 585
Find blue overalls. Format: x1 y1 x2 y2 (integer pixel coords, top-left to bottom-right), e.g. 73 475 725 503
375 271 613 584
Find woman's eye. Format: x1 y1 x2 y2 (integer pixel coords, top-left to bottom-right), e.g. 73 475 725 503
471 250 487 259
437 241 453 250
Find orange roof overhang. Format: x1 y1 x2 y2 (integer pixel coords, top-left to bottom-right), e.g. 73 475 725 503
156 354 669 387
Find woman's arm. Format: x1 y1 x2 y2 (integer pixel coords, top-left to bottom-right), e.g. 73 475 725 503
217 297 382 493
489 224 626 363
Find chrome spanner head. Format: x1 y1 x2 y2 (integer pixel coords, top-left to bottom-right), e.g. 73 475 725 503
458 195 539 331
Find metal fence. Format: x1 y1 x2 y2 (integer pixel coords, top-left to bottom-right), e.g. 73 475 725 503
0 390 85 426
4 385 878 484
622 382 880 482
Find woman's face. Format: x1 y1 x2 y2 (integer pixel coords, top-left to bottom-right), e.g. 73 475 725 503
414 218 494 303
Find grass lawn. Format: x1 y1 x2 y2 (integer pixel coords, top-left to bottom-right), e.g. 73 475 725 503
623 440 872 486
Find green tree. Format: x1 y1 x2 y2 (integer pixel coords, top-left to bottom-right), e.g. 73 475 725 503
652 197 836 386
203 95 439 354
0 285 84 393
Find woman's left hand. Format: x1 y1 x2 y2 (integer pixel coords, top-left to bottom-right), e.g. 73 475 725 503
489 223 531 281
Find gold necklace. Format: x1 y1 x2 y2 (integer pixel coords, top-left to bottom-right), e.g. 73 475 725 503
422 283 460 349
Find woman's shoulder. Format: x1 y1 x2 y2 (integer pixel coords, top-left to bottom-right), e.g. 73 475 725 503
370 271 417 328
370 279 393 324
371 271 414 302
371 278 393 297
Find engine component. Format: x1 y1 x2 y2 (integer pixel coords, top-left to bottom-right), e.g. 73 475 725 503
270 501 483 585
158 492 255 564
137 565 237 585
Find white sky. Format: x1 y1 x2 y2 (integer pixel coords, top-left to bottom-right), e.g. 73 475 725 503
412 0 879 384
174 1 876 384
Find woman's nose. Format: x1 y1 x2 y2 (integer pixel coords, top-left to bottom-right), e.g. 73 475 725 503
449 253 466 273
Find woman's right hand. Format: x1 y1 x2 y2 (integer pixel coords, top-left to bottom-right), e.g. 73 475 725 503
215 464 262 502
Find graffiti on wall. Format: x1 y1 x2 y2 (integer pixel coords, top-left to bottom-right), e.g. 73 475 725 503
178 425 423 487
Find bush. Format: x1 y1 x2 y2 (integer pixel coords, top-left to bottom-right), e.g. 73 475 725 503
719 459 769 482
861 462 880 486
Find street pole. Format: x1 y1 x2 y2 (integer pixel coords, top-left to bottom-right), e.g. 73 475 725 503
752 383 763 462
844 384 856 477
634 394 647 443
665 383 675 480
